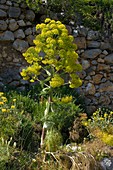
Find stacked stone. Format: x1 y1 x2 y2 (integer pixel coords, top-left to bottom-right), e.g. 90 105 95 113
72 26 113 112
0 0 36 91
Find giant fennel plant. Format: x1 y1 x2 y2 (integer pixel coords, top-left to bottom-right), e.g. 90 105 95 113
21 18 82 149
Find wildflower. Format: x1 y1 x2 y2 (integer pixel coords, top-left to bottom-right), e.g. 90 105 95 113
45 18 51 23
104 113 108 118
30 79 34 83
1 96 7 102
0 92 4 96
11 105 15 109
50 74 64 88
84 122 88 126
13 99 16 102
61 96 73 103
0 101 4 105
2 108 7 112
93 112 97 116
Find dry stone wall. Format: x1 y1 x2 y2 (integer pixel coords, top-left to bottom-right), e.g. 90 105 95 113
0 0 113 112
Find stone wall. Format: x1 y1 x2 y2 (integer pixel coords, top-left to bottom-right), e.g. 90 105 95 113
0 0 37 91
1 0 113 112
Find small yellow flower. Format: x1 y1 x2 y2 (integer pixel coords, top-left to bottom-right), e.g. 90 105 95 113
0 92 4 96
93 112 97 116
99 117 104 120
104 113 108 118
30 79 34 83
45 18 51 23
11 105 15 109
83 122 88 126
1 96 7 102
0 101 4 105
13 99 16 102
2 109 7 112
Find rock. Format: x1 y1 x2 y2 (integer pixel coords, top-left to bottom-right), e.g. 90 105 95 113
86 106 96 114
17 20 26 27
105 53 113 64
20 79 29 85
14 29 25 39
8 7 21 18
13 2 19 7
6 57 12 62
0 20 7 30
87 30 99 40
94 93 101 97
89 71 95 76
99 81 113 92
9 19 19 31
6 1 12 5
26 35 35 45
0 81 4 87
0 31 14 41
77 70 86 79
17 86 26 91
100 42 112 50
0 4 9 10
97 58 104 63
99 95 111 105
108 73 113 81
85 75 91 80
86 83 96 95
0 9 7 18
1 0 6 4
91 60 98 65
25 10 35 21
77 25 88 37
100 157 113 170
73 29 78 37
87 41 100 48
82 49 102 59
20 3 27 8
13 58 20 63
102 50 108 55
97 64 110 72
84 97 91 105
26 21 32 26
19 14 25 20
25 27 32 35
81 59 90 70
9 81 20 87
13 39 29 53
93 74 103 84
74 37 86 49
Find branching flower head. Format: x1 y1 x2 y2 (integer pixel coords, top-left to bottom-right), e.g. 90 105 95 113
21 18 82 89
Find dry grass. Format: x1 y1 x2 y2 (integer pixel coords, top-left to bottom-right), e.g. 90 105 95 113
33 150 100 170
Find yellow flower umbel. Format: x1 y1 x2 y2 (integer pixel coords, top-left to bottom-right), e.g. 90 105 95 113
50 74 64 88
21 18 82 90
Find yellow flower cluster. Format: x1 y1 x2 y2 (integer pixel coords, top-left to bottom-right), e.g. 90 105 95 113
0 92 16 113
61 96 73 103
50 74 64 88
82 108 113 145
21 18 82 89
21 63 41 81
